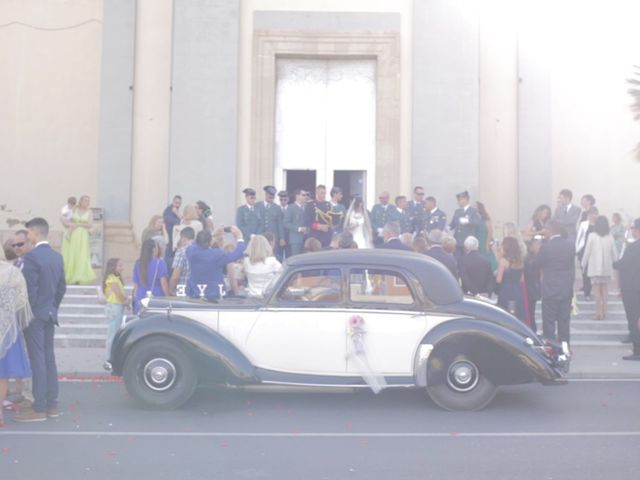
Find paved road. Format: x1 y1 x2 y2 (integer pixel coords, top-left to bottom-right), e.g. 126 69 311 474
1 380 639 480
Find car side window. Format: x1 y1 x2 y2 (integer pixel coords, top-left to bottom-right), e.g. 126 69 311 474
349 269 415 306
277 269 342 304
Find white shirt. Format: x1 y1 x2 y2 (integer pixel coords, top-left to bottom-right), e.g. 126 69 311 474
61 205 73 221
35 241 49 248
430 207 438 214
243 256 282 297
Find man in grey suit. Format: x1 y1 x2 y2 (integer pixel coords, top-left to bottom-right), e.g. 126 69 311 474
552 189 581 244
14 218 66 422
283 189 309 256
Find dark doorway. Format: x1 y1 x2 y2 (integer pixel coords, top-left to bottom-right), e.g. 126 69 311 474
333 170 366 208
285 170 317 197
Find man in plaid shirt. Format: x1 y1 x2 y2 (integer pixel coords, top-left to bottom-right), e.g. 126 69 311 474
170 227 195 296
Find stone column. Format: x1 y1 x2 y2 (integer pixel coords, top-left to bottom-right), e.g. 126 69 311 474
130 0 173 239
479 0 518 228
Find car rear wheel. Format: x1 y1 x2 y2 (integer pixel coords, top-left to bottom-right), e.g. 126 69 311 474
426 355 497 411
123 337 197 410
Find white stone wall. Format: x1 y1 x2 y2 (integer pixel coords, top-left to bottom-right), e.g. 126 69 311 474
0 0 103 231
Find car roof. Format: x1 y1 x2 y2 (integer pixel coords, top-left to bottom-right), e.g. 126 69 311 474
285 249 463 305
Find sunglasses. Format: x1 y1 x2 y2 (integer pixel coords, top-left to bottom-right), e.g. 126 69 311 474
12 242 25 248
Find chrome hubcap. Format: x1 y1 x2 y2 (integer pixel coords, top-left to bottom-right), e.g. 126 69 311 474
143 358 177 392
447 360 479 392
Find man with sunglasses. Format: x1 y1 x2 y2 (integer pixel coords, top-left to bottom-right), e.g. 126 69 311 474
12 230 33 270
407 186 426 234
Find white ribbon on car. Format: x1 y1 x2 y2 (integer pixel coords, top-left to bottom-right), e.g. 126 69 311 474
346 315 387 394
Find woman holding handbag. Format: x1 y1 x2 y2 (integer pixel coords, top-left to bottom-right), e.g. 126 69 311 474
132 240 169 314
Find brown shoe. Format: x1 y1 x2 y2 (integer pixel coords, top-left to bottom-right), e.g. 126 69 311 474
15 399 33 410
46 408 60 418
13 407 47 423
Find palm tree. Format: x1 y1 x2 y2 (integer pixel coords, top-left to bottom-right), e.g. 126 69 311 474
628 65 640 160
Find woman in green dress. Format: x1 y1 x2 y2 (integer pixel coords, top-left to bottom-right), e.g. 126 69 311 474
61 195 96 284
475 201 498 272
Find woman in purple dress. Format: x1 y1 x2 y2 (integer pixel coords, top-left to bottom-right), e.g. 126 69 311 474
0 251 33 426
132 239 170 313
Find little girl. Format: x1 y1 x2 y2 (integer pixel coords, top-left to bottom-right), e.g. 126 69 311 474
103 258 130 362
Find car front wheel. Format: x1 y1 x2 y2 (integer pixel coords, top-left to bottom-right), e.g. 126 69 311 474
123 337 197 410
426 355 497 411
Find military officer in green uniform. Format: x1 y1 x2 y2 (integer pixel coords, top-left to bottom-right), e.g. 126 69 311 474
371 191 392 245
256 185 285 251
283 189 309 256
388 195 413 234
236 188 263 240
329 186 346 235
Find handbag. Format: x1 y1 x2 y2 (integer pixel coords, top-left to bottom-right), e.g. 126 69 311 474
96 285 106 305
145 260 161 298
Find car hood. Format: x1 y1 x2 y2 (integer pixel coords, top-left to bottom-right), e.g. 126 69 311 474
437 297 543 344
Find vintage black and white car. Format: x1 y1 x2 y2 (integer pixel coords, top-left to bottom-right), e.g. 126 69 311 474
106 250 570 411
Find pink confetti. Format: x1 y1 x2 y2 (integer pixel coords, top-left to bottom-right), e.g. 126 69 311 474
449 432 458 436
2 448 10 454
104 451 117 457
247 412 253 417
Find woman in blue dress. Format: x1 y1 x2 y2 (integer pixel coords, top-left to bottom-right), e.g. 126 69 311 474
132 239 170 314
0 253 33 426
494 237 527 324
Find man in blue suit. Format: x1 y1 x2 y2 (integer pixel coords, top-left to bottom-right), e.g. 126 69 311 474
14 217 66 422
186 226 246 300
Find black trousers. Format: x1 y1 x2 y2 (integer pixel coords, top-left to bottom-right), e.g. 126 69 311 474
541 296 572 344
24 318 59 412
621 288 640 355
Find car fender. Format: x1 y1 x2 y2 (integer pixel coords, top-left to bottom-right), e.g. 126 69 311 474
414 318 561 387
109 313 259 384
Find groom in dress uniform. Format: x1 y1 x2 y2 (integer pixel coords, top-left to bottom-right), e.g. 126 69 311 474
236 188 263 240
304 185 334 248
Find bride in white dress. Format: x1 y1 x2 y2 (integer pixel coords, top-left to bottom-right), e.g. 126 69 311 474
344 196 374 249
